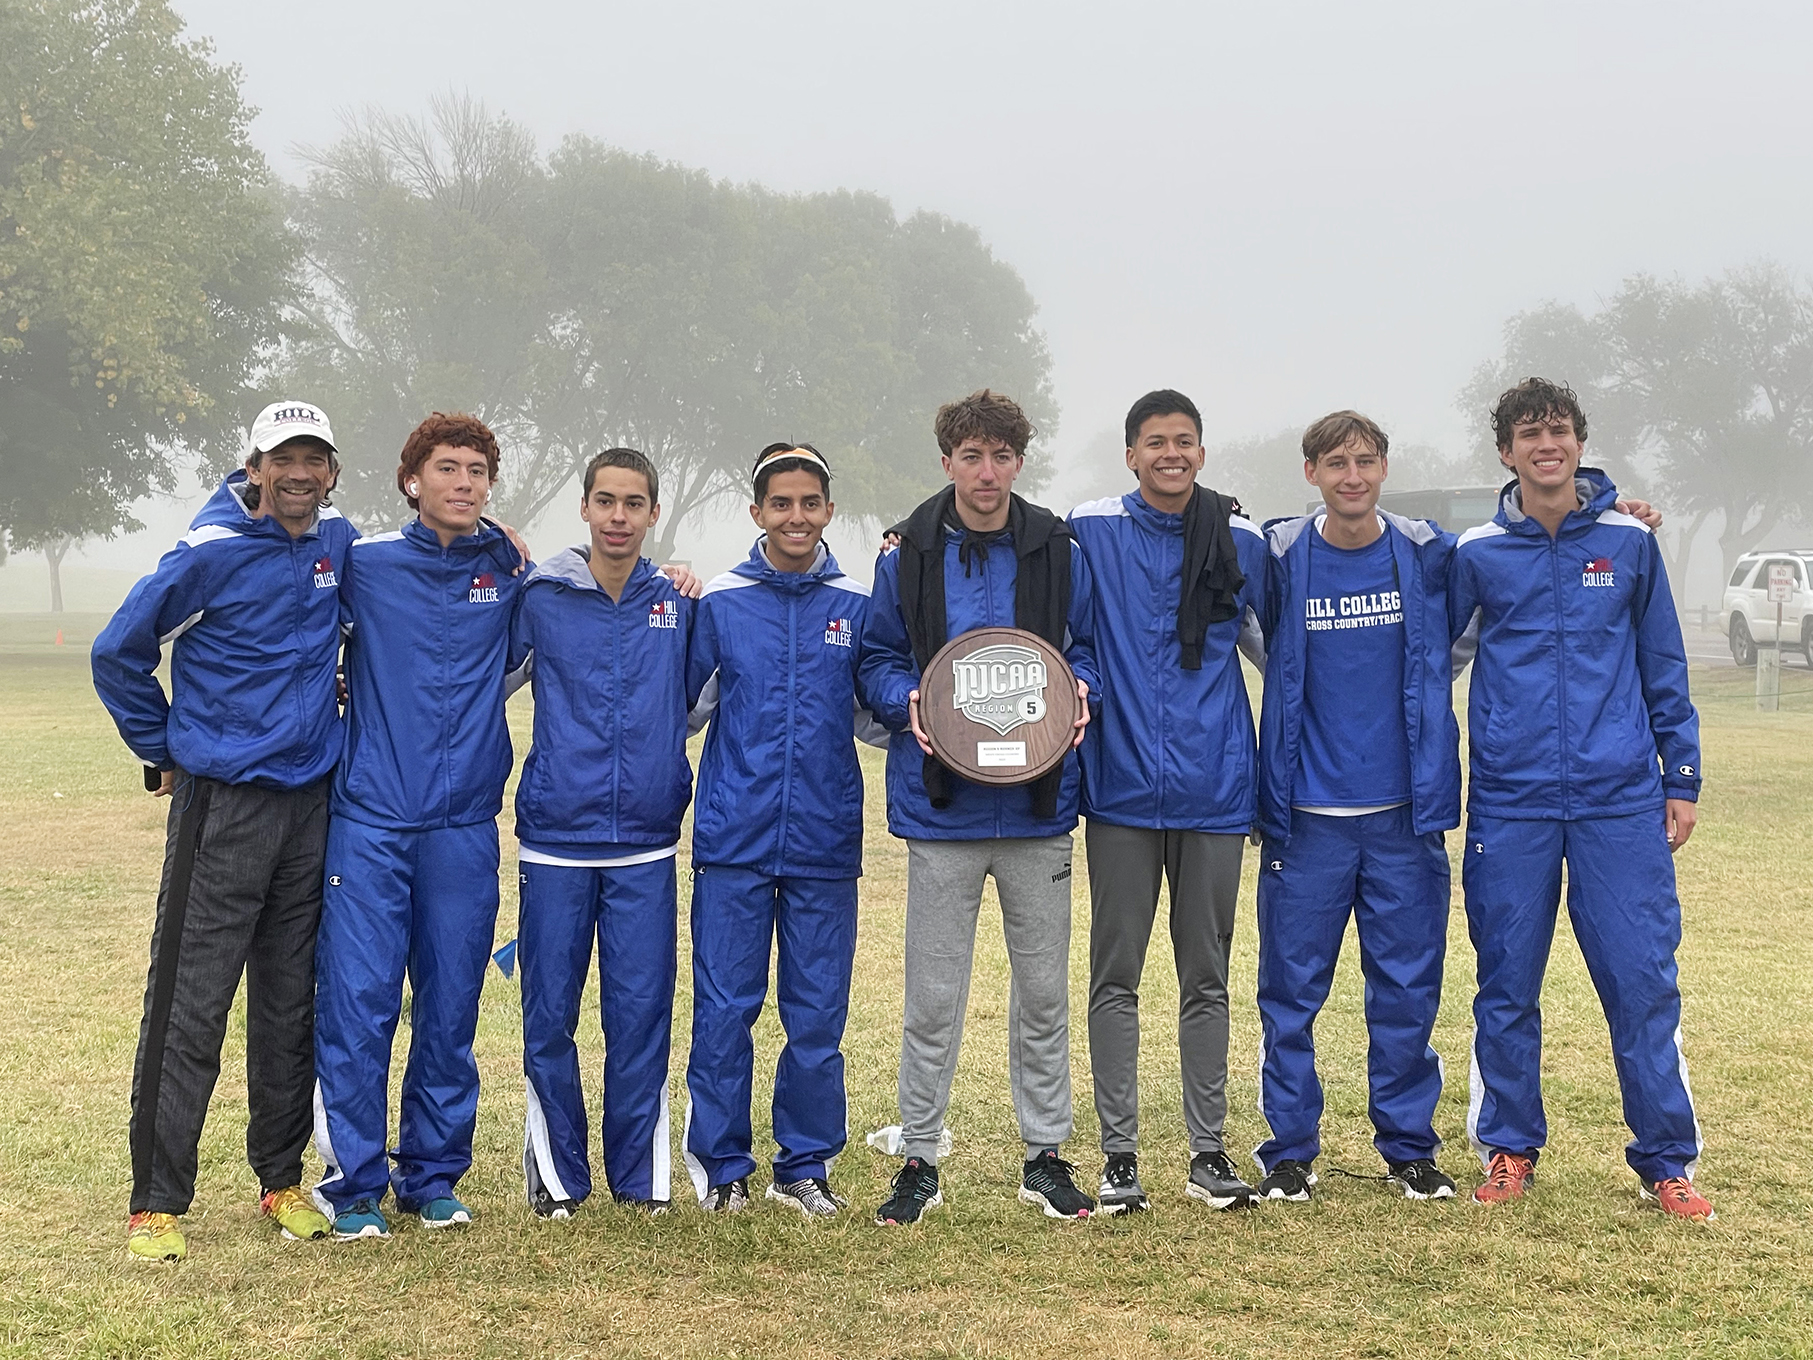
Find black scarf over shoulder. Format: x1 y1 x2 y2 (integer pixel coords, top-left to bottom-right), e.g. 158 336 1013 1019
1177 485 1245 670
888 486 1073 818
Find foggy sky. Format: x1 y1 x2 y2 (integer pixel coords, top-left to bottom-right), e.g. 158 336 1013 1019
171 0 1813 458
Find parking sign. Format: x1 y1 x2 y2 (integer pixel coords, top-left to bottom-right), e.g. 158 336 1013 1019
1768 563 1795 603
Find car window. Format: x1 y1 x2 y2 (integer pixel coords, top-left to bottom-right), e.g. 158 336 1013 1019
1730 561 1759 587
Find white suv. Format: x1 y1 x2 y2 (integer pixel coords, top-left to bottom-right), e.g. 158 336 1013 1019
1724 550 1813 666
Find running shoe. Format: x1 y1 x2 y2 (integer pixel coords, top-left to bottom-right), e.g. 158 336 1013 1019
1098 1152 1149 1215
1020 1150 1095 1219
1640 1176 1716 1222
418 1195 472 1229
331 1199 391 1241
767 1177 847 1218
1387 1159 1457 1200
126 1211 185 1262
259 1186 329 1241
530 1189 578 1220
1472 1151 1534 1205
702 1178 749 1214
1186 1151 1257 1209
1256 1159 1317 1202
875 1157 942 1226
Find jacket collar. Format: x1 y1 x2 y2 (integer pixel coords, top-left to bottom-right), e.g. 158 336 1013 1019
733 537 840 585
400 516 507 555
192 470 334 541
526 545 658 596
1495 466 1619 534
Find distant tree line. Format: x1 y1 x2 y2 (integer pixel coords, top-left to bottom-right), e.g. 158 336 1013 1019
0 1 1054 604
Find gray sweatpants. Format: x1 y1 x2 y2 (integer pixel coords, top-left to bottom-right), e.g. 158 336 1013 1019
1085 821 1244 1155
898 835 1075 1163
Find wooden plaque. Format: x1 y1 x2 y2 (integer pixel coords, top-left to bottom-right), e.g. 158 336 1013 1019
919 627 1079 786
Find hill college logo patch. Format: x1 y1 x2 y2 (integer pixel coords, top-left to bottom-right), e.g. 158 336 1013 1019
312 555 337 589
824 617 853 647
468 572 498 604
648 599 679 629
1582 556 1615 588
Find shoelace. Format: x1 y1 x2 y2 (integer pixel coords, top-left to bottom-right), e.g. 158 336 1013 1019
1029 1156 1082 1191
1484 1154 1527 1190
1104 1159 1138 1190
893 1163 936 1203
1654 1178 1700 1209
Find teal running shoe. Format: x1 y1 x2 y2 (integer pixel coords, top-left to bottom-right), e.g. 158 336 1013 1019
332 1199 390 1241
418 1195 473 1229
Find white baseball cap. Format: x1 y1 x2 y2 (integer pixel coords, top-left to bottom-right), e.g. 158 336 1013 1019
248 400 338 457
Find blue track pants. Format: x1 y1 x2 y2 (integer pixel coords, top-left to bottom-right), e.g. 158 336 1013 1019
518 856 676 1205
1256 806 1449 1171
313 817 500 1214
1463 812 1702 1183
683 866 858 1196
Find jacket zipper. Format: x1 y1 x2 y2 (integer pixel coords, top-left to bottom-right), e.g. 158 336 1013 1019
1549 530 1570 815
610 586 623 842
778 586 799 874
1155 531 1170 826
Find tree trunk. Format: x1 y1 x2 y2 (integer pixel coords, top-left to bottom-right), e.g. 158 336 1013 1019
1717 499 1782 585
45 535 71 613
1660 508 1711 608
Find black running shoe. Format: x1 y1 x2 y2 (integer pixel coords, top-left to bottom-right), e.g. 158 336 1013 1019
1387 1159 1456 1200
1098 1152 1149 1214
875 1157 942 1226
1020 1150 1095 1219
530 1189 579 1220
1256 1159 1317 1202
1185 1151 1257 1209
703 1178 749 1214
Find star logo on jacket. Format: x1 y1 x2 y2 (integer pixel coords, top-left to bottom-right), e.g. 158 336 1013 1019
468 571 499 604
1582 556 1615 587
312 555 338 589
824 617 853 647
648 599 679 629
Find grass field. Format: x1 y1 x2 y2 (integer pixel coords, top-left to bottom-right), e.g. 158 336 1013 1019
2 611 1811 1358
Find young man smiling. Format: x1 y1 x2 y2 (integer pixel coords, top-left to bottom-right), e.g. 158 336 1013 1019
1251 411 1463 1204
514 449 696 1216
681 443 884 1218
1068 389 1268 1213
1451 379 1710 1221
862 390 1100 1224
311 413 530 1241
94 400 355 1259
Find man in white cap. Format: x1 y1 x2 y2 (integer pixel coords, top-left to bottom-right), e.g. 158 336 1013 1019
95 401 357 1260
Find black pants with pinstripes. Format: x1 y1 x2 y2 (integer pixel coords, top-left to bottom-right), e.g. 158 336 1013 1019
128 771 328 1215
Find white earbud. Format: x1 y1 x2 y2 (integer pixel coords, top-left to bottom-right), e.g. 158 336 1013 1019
408 482 419 496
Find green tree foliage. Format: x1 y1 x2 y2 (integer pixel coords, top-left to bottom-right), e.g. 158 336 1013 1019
1464 264 1813 586
0 0 293 591
288 99 1056 553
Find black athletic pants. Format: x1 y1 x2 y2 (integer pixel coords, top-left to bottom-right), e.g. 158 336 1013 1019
128 771 329 1215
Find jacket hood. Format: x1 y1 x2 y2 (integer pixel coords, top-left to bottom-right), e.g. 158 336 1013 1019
732 537 846 583
1266 510 1441 558
189 469 343 537
1497 466 1619 527
525 545 658 593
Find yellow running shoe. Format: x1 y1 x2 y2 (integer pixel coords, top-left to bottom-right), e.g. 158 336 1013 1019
260 1186 331 1241
127 1211 186 1262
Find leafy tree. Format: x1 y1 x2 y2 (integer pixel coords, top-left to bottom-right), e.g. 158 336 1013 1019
288 102 1057 556
0 0 293 607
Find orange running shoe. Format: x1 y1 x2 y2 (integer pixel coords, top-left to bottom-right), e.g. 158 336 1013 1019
1641 1176 1716 1222
1472 1151 1534 1204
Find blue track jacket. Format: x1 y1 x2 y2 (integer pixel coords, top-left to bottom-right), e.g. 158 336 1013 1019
1068 492 1268 835
688 540 884 878
860 528 1100 841
1258 511 1463 844
333 519 529 830
92 472 358 788
1449 469 1701 820
511 549 694 854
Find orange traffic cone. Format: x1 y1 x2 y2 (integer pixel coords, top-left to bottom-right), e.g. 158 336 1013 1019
54 629 64 646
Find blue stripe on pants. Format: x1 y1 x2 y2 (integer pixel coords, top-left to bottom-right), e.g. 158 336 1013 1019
1255 806 1449 1172
518 857 676 1204
1463 811 1703 1182
683 866 857 1194
313 817 500 1213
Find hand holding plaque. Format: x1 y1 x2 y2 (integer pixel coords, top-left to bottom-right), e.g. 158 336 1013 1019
913 627 1083 785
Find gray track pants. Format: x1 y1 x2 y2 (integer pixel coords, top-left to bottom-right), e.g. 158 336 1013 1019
129 772 327 1214
1085 821 1244 1155
897 835 1075 1163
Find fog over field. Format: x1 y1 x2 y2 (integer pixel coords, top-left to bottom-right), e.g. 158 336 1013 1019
10 0 1813 601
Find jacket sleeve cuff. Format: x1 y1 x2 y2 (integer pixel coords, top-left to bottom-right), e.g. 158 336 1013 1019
1663 784 1700 803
